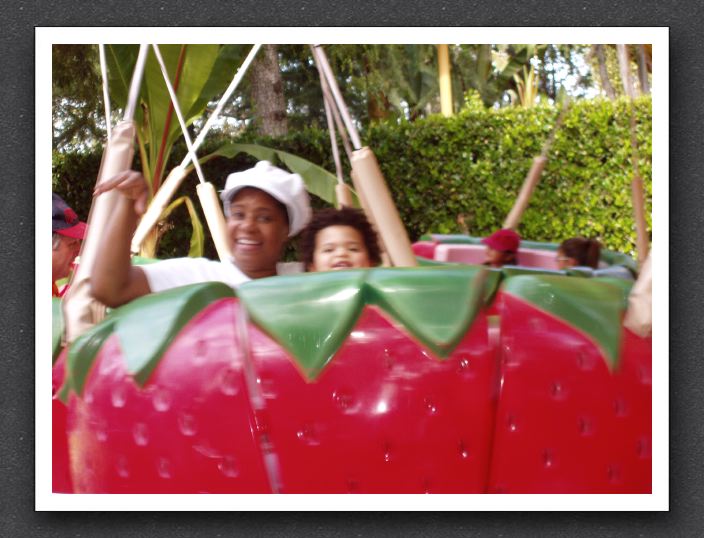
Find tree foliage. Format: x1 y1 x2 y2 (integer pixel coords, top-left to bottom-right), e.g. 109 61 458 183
52 45 105 151
51 43 652 261
53 43 616 154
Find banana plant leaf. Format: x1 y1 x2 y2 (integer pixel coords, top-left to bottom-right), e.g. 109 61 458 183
200 142 356 207
105 44 247 191
160 195 205 258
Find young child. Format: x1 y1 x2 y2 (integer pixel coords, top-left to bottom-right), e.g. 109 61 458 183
556 237 602 270
300 207 382 272
481 228 521 268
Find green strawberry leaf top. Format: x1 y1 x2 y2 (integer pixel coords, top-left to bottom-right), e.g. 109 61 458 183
238 266 497 379
364 266 493 357
237 270 368 379
52 297 64 364
59 265 635 396
502 275 633 369
59 282 235 402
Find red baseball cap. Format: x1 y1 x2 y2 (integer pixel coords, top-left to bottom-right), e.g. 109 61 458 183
481 228 521 253
52 193 87 239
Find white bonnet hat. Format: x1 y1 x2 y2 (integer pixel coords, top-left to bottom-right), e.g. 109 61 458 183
220 161 312 237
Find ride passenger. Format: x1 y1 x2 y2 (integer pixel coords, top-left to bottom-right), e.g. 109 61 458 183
52 193 87 297
481 228 521 268
91 161 311 307
556 237 602 270
299 206 382 272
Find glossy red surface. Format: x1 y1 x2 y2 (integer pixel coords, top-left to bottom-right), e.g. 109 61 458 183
59 292 651 493
487 292 652 493
247 306 499 493
52 350 73 493
66 299 272 493
411 240 437 260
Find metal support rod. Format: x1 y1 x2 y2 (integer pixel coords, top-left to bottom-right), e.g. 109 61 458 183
152 44 207 184
311 49 344 183
123 44 149 121
310 45 354 161
619 45 650 265
503 49 594 229
311 45 362 149
98 44 112 144
181 44 262 167
319 65 354 162
323 94 344 184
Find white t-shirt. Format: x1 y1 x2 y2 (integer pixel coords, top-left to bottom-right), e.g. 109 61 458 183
141 257 304 293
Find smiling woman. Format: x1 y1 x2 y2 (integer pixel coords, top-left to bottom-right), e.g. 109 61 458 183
90 160 312 307
220 160 311 279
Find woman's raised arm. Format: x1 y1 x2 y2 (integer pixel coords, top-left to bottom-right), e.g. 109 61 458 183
90 170 151 307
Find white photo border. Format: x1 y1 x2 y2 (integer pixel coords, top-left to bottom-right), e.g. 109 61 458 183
36 26 668 511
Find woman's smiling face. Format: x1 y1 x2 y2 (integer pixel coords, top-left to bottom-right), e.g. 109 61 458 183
227 187 289 279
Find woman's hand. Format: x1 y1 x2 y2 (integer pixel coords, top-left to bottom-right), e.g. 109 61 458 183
93 170 149 216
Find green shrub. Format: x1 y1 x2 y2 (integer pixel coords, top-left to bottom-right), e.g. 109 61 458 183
367 95 651 256
52 95 651 259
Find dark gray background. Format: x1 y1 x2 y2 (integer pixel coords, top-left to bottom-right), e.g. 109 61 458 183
1 0 700 535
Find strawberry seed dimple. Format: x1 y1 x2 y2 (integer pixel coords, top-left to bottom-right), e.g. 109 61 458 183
178 412 198 436
152 388 172 412
218 455 240 478
111 383 127 408
133 422 149 446
157 457 172 479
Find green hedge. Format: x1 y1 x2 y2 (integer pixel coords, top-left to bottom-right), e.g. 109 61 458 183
367 95 652 256
52 95 651 259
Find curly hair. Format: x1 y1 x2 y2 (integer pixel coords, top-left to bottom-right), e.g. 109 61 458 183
299 207 382 269
559 237 602 269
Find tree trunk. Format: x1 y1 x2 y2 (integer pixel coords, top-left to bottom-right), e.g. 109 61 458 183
616 44 637 98
250 44 288 136
363 55 390 122
367 92 391 122
636 45 651 94
594 45 616 100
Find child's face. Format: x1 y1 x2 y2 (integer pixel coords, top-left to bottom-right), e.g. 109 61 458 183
310 225 371 271
555 248 577 270
484 247 505 268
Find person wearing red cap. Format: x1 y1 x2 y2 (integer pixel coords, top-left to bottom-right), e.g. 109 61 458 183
52 193 87 297
481 228 521 268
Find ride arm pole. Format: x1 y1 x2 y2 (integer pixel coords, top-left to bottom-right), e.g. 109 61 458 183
618 44 650 266
311 45 362 149
309 45 353 208
502 49 595 231
316 61 354 163
63 44 149 343
502 156 548 230
98 44 112 144
314 45 416 267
